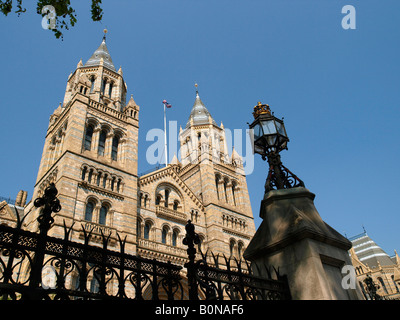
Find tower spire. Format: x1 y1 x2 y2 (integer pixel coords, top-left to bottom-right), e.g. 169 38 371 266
186 83 217 128
84 29 116 72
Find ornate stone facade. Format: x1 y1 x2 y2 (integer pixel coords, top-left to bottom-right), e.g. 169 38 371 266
18 36 255 266
349 232 400 299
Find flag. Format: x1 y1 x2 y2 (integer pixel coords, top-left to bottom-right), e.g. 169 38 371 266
163 100 172 108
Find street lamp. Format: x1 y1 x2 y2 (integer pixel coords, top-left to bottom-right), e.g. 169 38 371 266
249 102 304 193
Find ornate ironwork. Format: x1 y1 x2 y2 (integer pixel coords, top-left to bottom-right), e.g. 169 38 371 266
363 275 383 300
0 184 291 300
264 152 305 193
253 102 272 118
183 220 291 300
0 222 184 300
183 220 201 300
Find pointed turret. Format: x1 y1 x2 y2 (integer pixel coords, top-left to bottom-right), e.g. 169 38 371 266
126 94 137 108
62 31 128 112
186 86 217 128
169 153 181 166
231 147 243 166
395 250 400 265
84 33 116 72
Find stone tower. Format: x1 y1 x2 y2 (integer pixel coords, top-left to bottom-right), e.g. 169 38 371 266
25 35 140 252
132 88 256 265
177 88 255 257
22 36 255 264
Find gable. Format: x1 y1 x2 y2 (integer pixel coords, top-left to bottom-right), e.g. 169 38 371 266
139 166 204 212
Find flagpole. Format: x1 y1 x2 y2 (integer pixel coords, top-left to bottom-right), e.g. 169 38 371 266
163 101 168 167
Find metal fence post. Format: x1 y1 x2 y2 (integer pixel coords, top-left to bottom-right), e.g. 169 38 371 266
183 220 200 300
28 183 61 298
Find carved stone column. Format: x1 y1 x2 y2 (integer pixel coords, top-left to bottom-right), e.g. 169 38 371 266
225 181 234 205
217 180 224 201
93 205 101 224
105 132 114 160
92 127 101 153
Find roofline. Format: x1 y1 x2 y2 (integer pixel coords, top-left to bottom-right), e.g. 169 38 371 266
348 231 368 241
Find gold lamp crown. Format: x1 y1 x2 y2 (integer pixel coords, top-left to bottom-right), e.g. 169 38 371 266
253 102 271 119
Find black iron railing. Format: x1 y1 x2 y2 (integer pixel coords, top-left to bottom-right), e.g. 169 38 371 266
0 184 291 300
0 223 185 300
184 221 291 300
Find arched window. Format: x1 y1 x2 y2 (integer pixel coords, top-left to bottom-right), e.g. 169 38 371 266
229 240 236 257
164 189 169 208
231 182 237 206
173 201 179 211
392 275 399 293
191 210 198 223
103 174 108 188
88 169 93 184
101 78 107 95
172 230 178 247
139 193 143 207
90 76 95 93
99 205 108 225
96 172 102 186
155 194 161 206
81 167 87 180
84 125 94 151
85 201 95 221
111 177 115 191
162 226 168 244
378 277 389 294
238 242 244 258
117 179 121 193
144 222 151 240
98 130 107 156
224 179 229 202
144 194 148 208
111 136 119 161
108 82 113 97
90 272 100 293
215 176 220 200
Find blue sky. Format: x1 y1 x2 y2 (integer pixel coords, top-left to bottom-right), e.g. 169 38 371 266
0 0 399 255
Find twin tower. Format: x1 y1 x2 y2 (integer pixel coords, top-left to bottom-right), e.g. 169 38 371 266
25 36 256 264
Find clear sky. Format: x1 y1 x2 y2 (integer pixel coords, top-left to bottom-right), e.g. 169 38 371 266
0 1 399 256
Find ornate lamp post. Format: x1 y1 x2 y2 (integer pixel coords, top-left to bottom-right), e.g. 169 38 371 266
245 103 364 300
249 102 304 193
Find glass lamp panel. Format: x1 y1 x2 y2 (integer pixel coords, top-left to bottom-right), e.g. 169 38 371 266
267 135 277 147
253 123 263 140
275 121 286 137
261 120 277 135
